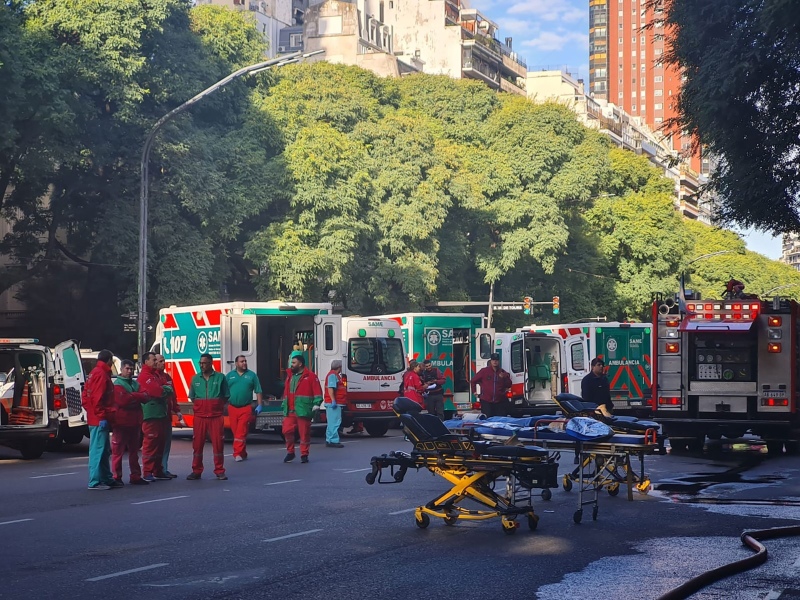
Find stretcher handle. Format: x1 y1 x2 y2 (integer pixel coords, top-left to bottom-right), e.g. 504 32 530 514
644 428 658 445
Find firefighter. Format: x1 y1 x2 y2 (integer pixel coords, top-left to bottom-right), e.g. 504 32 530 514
324 360 345 448
470 353 512 418
581 357 613 416
225 355 263 461
402 360 425 407
156 354 183 478
82 350 120 490
281 354 323 463
112 359 149 485
138 352 172 482
187 353 230 480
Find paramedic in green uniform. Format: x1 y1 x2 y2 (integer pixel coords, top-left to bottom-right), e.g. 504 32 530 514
225 355 263 462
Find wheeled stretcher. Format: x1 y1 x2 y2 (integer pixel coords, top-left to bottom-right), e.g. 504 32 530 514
366 397 559 534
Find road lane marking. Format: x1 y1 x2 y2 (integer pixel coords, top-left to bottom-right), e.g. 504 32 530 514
388 508 416 515
264 479 301 486
793 555 800 569
764 590 784 600
132 496 188 505
263 529 322 543
29 472 78 479
342 468 371 474
0 519 33 526
86 563 169 582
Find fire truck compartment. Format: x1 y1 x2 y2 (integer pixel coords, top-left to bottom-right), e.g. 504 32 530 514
678 321 756 332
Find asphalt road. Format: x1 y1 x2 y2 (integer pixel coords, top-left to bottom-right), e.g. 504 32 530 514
1 431 799 600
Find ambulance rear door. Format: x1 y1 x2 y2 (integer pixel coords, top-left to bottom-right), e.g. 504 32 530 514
221 313 257 374
564 333 588 394
314 314 342 381
53 340 85 427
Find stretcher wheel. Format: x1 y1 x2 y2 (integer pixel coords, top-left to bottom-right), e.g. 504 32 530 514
573 509 583 524
592 506 599 521
501 519 517 535
607 483 620 496
637 480 651 494
415 513 430 529
393 471 405 482
563 476 573 492
365 472 376 485
541 489 552 501
444 516 458 526
527 513 539 531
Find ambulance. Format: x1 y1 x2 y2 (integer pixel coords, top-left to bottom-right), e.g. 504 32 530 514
522 322 653 416
494 330 588 417
653 292 800 453
377 313 493 417
152 302 404 437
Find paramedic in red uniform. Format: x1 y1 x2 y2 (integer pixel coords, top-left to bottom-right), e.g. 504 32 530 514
83 350 121 490
281 354 323 464
402 360 425 407
187 353 230 480
470 352 512 418
156 353 183 478
225 355 263 461
138 352 171 481
324 360 345 448
112 359 149 485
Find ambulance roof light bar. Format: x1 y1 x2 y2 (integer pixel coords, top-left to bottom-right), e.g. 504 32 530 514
0 338 39 344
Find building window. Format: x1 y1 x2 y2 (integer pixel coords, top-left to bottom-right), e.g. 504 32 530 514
619 51 624 58
632 36 636 43
641 35 646 45
641 64 646 72
290 33 302 47
655 117 663 124
619 10 623 16
654 89 663 96
619 37 623 44
641 79 646 87
640 51 645 59
619 23 623 29
655 48 663 55
654 75 663 82
619 63 623 70
619 92 624 98
655 103 663 110
631 50 636 56
632 78 636 84
632 104 637 111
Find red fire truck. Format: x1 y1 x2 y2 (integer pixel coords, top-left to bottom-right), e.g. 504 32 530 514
653 288 800 453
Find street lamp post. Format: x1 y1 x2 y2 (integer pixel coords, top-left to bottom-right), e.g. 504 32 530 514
763 283 800 296
137 50 324 359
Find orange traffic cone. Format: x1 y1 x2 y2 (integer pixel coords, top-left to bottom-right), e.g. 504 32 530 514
19 380 30 408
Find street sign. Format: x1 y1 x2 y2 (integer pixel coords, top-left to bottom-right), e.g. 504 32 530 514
123 324 137 332
121 312 137 321
492 304 524 310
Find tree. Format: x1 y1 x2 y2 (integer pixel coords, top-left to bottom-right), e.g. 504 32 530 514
665 0 800 232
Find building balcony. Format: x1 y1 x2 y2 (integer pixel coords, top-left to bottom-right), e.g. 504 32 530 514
499 75 525 95
462 51 499 88
501 52 526 78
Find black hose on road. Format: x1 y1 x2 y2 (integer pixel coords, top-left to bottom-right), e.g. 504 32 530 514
656 524 800 600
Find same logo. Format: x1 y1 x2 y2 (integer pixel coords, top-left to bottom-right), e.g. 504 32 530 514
606 338 618 352
427 330 441 346
197 331 208 353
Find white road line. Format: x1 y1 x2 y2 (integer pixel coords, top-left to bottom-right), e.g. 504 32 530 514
131 496 188 505
0 518 33 526
263 529 322 543
388 508 416 515
793 555 800 569
29 472 78 479
264 479 301 486
86 563 169 582
342 468 371 474
764 590 784 600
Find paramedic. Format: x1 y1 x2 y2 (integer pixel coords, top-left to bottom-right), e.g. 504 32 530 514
83 350 120 490
281 354 323 463
402 360 425 407
187 353 230 480
470 352 512 418
112 359 149 485
225 355 263 461
156 354 183 478
421 359 446 419
581 358 613 415
138 352 171 482
323 360 345 448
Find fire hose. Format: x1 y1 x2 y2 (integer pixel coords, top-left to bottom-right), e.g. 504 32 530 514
657 524 800 600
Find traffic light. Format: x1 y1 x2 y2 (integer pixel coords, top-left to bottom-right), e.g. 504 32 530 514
552 295 560 315
523 296 532 314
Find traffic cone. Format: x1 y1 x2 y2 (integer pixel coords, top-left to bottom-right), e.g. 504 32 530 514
19 380 30 408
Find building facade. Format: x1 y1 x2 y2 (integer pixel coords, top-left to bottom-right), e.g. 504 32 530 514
588 0 704 175
781 233 800 272
196 0 294 57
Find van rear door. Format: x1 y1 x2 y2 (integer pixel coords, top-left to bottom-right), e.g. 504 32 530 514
53 341 86 427
221 313 257 374
315 314 342 379
564 333 588 394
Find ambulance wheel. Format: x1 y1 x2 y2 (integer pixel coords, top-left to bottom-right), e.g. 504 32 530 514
562 476 573 492
415 513 430 529
607 483 620 497
365 472 376 485
365 422 389 437
573 509 583 524
592 506 599 521
20 440 46 460
527 513 539 530
64 429 85 445
541 488 552 501
444 516 458 526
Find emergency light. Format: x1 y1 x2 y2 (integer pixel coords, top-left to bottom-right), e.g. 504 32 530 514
0 338 39 344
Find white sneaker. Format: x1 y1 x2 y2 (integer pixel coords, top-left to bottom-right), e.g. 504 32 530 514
88 484 111 490
234 456 243 462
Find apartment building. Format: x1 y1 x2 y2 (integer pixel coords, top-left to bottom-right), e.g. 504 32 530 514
527 69 712 223
781 233 800 272
196 0 295 57
300 0 527 95
588 0 704 175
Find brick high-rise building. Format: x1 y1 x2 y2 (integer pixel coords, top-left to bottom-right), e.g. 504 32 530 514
589 0 704 174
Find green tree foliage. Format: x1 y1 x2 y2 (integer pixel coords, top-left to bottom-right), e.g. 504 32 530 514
664 0 800 232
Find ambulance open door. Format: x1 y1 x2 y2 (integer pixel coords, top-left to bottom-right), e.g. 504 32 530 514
314 314 342 379
565 333 589 394
53 341 86 427
221 314 256 372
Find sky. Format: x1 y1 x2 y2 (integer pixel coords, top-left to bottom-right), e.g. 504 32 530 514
471 0 784 261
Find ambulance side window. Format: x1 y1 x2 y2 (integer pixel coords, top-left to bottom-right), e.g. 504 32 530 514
241 323 249 353
510 341 524 373
570 343 585 370
324 325 334 351
479 334 492 359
